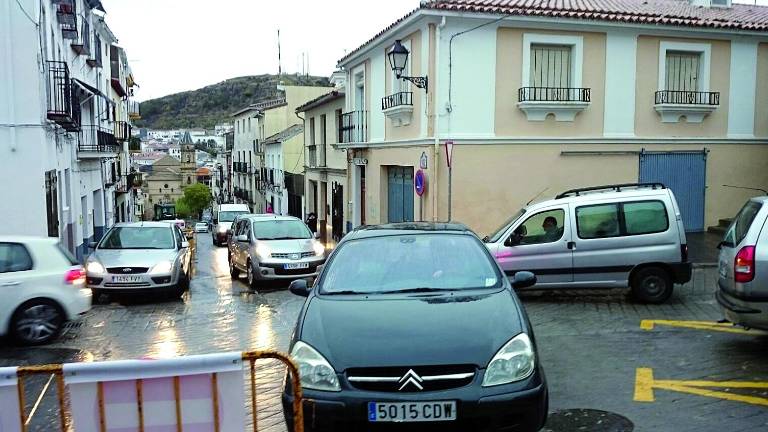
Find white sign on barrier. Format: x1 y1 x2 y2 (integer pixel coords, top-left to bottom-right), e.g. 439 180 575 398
0 367 22 432
64 352 245 432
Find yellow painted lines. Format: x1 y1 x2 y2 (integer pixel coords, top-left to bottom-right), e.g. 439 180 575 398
640 319 767 335
634 368 768 407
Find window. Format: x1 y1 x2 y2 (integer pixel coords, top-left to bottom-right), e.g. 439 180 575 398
576 204 620 239
576 200 670 239
624 201 669 235
530 44 572 88
173 226 184 247
248 118 251 131
507 209 565 246
0 243 34 273
665 51 701 92
725 201 762 246
309 117 315 146
98 227 175 249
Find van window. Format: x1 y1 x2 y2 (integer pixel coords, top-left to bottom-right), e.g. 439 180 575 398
576 204 620 239
508 209 565 246
726 201 763 246
624 201 669 235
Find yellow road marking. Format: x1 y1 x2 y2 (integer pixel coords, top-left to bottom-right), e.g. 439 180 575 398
640 319 766 335
634 368 768 407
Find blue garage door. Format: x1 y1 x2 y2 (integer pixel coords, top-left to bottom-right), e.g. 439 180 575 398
387 166 414 223
639 151 706 232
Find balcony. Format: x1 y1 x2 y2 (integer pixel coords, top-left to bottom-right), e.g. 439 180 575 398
128 100 141 120
87 34 102 68
46 61 81 132
110 45 126 97
114 121 130 142
382 92 413 127
339 111 368 144
654 90 720 124
517 87 591 121
78 125 119 158
56 0 78 40
70 19 91 56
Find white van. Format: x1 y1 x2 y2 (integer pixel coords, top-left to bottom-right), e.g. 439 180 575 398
483 183 692 303
212 204 251 246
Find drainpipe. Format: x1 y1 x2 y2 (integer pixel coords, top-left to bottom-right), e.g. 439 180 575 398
432 16 446 222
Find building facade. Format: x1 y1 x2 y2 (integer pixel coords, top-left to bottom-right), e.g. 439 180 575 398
144 155 183 217
336 0 768 236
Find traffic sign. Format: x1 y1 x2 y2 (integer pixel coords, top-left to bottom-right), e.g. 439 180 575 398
444 141 454 168
414 169 427 196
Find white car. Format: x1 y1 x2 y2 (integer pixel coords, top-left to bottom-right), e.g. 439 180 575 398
0 237 91 345
194 222 209 233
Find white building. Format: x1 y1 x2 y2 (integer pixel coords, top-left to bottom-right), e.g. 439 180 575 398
1 0 139 261
168 145 181 160
231 105 263 212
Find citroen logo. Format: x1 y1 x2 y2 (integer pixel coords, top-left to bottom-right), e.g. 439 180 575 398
122 268 133 273
398 369 424 391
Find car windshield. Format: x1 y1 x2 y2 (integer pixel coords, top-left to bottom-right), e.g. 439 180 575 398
486 209 525 243
252 220 312 240
219 211 247 222
98 227 176 250
320 234 502 294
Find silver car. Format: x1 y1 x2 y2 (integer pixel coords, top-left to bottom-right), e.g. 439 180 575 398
86 222 191 298
228 215 325 289
716 196 768 330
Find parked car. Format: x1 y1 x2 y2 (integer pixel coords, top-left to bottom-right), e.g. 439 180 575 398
716 196 768 330
483 183 692 303
212 204 251 246
86 222 191 299
0 237 91 345
228 215 325 288
282 223 546 431
194 222 209 233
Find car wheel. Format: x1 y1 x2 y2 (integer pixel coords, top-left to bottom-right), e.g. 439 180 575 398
11 299 64 345
631 267 673 304
247 260 257 290
229 257 240 279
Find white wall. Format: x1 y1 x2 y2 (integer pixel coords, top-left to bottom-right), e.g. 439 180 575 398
604 31 637 137
727 40 758 138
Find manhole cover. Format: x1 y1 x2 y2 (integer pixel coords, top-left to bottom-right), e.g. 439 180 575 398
544 409 634 432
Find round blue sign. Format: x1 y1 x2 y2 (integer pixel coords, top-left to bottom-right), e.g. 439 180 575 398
414 169 427 196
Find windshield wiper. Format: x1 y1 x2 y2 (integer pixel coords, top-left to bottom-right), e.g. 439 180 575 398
379 287 454 294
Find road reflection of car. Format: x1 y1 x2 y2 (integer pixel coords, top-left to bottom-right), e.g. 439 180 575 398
194 222 209 233
0 237 91 345
85 222 191 299
716 196 768 330
282 223 547 432
228 215 325 289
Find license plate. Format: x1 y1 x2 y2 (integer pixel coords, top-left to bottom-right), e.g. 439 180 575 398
368 401 457 422
112 275 143 283
284 262 309 270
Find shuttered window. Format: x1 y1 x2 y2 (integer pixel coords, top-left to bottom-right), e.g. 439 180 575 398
530 44 572 88
665 51 700 92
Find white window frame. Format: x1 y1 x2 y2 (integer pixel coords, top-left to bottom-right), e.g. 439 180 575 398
658 41 711 92
522 33 584 89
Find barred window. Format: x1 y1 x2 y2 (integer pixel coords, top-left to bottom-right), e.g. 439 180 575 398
530 44 572 88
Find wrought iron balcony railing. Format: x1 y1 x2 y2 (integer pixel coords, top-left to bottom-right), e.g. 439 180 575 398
518 87 591 103
114 121 130 142
46 61 81 132
382 92 413 110
78 125 119 154
655 90 720 106
339 110 368 144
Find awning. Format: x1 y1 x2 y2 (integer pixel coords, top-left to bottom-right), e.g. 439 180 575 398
86 0 105 12
73 79 113 105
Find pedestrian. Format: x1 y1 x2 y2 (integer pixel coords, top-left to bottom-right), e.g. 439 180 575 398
266 202 273 214
306 212 318 233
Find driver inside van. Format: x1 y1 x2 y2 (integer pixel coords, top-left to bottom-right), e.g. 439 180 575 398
542 216 562 242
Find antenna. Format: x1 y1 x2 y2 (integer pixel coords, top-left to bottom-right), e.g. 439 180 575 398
277 29 282 76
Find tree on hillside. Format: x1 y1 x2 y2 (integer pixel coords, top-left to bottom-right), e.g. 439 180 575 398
179 183 213 219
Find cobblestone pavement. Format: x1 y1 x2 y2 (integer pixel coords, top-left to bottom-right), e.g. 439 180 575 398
2 236 767 431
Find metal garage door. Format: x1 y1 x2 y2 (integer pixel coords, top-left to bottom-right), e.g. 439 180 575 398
639 150 707 232
387 167 414 223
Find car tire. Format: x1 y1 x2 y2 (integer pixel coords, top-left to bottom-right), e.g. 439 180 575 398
631 267 673 304
246 260 257 291
10 299 65 346
229 257 240 279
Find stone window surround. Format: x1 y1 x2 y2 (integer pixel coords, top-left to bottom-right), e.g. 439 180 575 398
654 41 715 124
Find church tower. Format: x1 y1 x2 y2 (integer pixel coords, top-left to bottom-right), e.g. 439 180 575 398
180 131 197 189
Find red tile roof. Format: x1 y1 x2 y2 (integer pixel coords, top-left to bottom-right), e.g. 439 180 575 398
338 0 768 65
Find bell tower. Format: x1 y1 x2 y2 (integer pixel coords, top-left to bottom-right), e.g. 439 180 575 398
180 132 197 189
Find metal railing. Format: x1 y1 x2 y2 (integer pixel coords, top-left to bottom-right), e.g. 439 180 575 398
56 0 77 39
308 145 317 168
114 121 130 142
518 87 591 103
382 92 413 110
128 100 141 119
46 61 81 132
78 125 119 154
655 90 720 106
339 110 368 144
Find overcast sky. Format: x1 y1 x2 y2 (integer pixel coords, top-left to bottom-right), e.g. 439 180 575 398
101 0 767 101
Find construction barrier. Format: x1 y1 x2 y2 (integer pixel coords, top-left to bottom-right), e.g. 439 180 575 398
0 350 304 432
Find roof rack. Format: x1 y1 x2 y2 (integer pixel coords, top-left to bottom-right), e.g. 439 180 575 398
555 183 666 199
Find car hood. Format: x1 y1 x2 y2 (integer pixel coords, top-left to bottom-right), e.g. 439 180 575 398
261 239 316 253
91 249 178 268
299 289 523 371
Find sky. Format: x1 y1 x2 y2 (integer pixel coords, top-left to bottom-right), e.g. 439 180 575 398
100 0 421 101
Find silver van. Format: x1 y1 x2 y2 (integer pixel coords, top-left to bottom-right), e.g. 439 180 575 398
483 183 692 303
716 196 768 330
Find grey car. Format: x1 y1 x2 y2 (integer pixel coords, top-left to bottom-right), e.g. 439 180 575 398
86 222 191 298
716 196 768 330
228 215 326 289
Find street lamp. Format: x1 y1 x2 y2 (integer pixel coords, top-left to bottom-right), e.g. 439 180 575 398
387 40 428 92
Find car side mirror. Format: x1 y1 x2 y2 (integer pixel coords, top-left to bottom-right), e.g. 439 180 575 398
314 231 321 239
511 271 537 289
237 234 248 242
289 279 310 297
181 241 189 249
88 241 98 249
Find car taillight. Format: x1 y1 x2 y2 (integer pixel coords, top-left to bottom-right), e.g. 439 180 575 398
681 244 688 262
65 267 86 285
734 246 756 283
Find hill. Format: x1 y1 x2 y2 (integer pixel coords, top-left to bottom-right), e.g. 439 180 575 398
135 74 331 130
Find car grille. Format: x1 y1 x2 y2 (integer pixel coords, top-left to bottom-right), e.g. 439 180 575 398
270 251 315 259
346 365 476 392
107 267 149 274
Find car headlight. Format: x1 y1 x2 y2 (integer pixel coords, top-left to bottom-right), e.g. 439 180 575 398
149 260 174 275
482 333 535 387
256 242 271 260
290 341 340 392
312 240 325 256
86 261 105 275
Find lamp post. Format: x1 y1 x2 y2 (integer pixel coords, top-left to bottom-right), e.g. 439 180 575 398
387 40 428 92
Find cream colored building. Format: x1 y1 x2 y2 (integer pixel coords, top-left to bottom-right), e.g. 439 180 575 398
297 90 348 246
144 155 184 217
336 0 768 236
